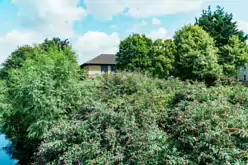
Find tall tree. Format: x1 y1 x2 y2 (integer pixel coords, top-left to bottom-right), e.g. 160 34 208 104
116 34 153 72
174 25 222 82
195 6 247 48
220 35 248 77
150 39 176 78
196 6 248 77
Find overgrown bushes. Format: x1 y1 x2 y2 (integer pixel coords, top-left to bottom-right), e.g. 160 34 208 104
35 73 248 164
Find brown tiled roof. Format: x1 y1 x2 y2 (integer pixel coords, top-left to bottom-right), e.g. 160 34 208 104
82 54 116 66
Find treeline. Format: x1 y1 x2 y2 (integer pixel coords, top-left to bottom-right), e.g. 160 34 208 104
116 6 248 83
0 5 247 165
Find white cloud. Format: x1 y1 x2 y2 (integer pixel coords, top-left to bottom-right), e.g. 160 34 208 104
84 0 203 20
238 20 248 34
152 17 161 25
74 32 120 64
147 28 171 40
12 0 86 39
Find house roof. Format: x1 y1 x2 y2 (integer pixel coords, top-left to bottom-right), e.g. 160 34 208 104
81 54 116 67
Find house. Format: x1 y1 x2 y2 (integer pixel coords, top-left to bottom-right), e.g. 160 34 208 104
81 54 117 77
239 66 248 81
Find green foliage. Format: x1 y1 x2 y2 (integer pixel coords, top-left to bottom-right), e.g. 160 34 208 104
219 35 248 77
164 83 248 164
78 68 88 80
0 38 71 81
35 73 182 164
174 25 222 82
196 6 248 48
150 39 176 78
0 45 35 80
35 73 248 164
116 35 176 79
196 6 248 78
0 42 82 160
116 34 153 72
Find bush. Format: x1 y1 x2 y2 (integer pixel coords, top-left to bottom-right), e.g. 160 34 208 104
35 73 248 164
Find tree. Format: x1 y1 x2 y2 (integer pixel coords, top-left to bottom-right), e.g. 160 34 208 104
0 40 82 163
41 37 70 51
0 45 35 79
0 38 71 80
220 35 248 77
150 39 176 78
174 25 222 82
116 34 153 72
195 6 247 48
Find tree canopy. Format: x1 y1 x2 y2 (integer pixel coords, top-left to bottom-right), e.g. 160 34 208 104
116 34 153 72
220 35 248 76
0 38 72 80
116 34 176 79
174 25 222 82
0 45 35 80
150 39 176 78
195 6 247 48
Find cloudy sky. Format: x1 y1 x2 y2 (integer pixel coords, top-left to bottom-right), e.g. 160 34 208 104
0 0 248 64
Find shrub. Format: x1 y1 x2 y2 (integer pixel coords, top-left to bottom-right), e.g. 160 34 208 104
35 73 248 164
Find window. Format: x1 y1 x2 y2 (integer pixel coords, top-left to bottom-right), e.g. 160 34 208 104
244 75 246 81
101 65 108 74
111 65 117 73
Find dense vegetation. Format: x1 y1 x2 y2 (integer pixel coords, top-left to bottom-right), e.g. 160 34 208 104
34 73 248 164
0 5 247 165
0 38 85 163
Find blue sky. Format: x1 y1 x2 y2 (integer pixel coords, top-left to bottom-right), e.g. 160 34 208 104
0 0 248 64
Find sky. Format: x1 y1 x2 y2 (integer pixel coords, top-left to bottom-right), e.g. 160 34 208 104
0 0 248 65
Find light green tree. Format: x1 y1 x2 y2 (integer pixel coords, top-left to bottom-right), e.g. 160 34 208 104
174 25 222 82
220 35 248 77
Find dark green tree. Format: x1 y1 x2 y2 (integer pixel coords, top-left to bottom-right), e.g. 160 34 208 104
196 6 248 78
174 25 222 82
195 6 247 48
150 39 176 78
0 45 35 79
116 34 153 72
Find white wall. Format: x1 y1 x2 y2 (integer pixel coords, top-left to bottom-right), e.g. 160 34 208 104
238 66 248 81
